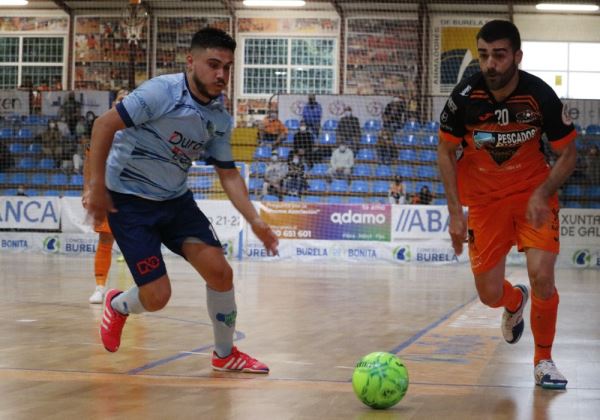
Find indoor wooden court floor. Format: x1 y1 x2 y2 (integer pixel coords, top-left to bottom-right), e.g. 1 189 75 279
0 253 598 420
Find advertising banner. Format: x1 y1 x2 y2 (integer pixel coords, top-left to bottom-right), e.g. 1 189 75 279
0 90 30 117
391 204 455 240
259 202 390 242
0 197 60 230
41 90 110 119
558 208 600 246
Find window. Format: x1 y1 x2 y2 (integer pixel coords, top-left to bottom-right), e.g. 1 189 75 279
521 41 600 99
242 37 336 96
0 36 65 89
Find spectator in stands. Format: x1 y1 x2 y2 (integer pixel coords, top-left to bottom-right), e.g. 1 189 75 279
285 151 308 196
75 116 88 139
585 145 600 185
16 185 27 196
416 184 432 205
262 150 288 200
259 110 287 147
40 119 64 166
377 130 396 165
0 141 14 172
328 142 354 181
336 106 361 151
389 175 407 204
293 121 317 168
59 91 82 136
302 93 322 137
383 96 406 132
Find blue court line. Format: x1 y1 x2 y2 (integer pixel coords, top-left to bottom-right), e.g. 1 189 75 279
388 294 478 355
127 330 245 375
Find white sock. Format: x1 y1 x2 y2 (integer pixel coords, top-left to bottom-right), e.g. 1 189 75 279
111 286 145 315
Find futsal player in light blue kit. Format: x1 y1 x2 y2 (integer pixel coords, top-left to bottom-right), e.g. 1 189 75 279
84 27 278 373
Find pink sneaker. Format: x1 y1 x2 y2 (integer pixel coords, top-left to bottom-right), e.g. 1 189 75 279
211 346 269 374
100 289 128 352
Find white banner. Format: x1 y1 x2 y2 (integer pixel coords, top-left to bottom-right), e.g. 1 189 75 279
278 94 393 127
0 90 30 116
391 204 455 240
0 197 60 230
559 208 600 246
41 90 110 119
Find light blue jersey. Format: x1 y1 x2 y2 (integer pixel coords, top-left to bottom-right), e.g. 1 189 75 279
107 73 234 200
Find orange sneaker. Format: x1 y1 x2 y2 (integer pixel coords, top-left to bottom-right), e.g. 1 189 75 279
211 346 269 374
100 289 128 352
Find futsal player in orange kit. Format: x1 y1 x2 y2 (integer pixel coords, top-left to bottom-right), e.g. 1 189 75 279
437 20 576 389
85 89 128 304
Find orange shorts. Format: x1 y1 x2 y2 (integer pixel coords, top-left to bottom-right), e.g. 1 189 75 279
467 191 559 275
94 217 112 234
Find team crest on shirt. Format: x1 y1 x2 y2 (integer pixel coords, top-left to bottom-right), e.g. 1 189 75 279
473 128 537 165
515 109 541 124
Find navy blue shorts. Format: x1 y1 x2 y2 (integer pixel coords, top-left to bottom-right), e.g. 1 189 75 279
107 189 222 286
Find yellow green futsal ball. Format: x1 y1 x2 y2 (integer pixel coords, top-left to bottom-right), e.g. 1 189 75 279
352 352 409 409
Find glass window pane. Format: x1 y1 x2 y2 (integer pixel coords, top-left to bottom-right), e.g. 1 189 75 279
528 71 568 98
21 66 63 89
291 39 334 66
569 72 600 99
569 43 600 72
23 37 64 63
0 37 18 63
0 66 17 88
244 39 287 65
243 67 287 94
290 68 333 94
521 42 568 71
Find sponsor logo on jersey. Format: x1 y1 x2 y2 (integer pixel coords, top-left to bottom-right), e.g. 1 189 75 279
515 109 540 124
446 97 458 114
473 128 537 149
460 85 472 96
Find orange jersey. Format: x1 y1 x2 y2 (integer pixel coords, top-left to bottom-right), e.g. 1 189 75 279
439 71 576 206
262 117 288 136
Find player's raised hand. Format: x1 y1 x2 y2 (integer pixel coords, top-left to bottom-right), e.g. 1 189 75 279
251 218 279 256
84 186 117 226
526 189 551 229
449 212 467 255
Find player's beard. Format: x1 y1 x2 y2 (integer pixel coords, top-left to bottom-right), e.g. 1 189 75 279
192 73 221 101
484 61 518 91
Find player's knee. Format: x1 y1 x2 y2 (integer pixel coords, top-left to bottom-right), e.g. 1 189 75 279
140 282 171 311
479 292 503 307
208 263 233 292
528 268 555 299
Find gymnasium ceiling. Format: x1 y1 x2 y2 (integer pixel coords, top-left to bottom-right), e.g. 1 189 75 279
13 0 600 15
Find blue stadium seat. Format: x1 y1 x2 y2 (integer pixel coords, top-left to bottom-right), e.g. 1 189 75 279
250 162 266 176
356 148 376 161
403 121 421 133
9 143 27 153
395 134 417 146
0 128 12 138
396 165 413 178
262 194 279 202
421 135 438 146
433 198 447 205
373 181 390 194
49 173 69 185
283 195 301 202
8 173 28 184
0 173 5 183
249 178 263 191
330 179 349 193
326 195 344 203
303 195 321 203
573 124 582 134
189 176 213 189
63 190 82 197
284 132 294 144
423 121 440 134
360 133 378 145
352 164 372 177
374 165 392 177
562 200 582 208
28 143 42 154
17 128 33 139
432 182 445 195
30 173 48 185
309 163 328 176
253 146 272 159
588 186 600 198
42 190 62 197
563 184 584 196
347 196 366 204
318 132 336 145
585 124 600 135
285 119 300 130
370 196 387 204
17 157 36 169
38 158 55 169
419 150 438 162
322 119 338 131
308 179 327 193
398 149 417 162
1 189 17 195
277 146 291 159
350 180 370 193
70 174 84 186
416 165 437 179
363 119 382 132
